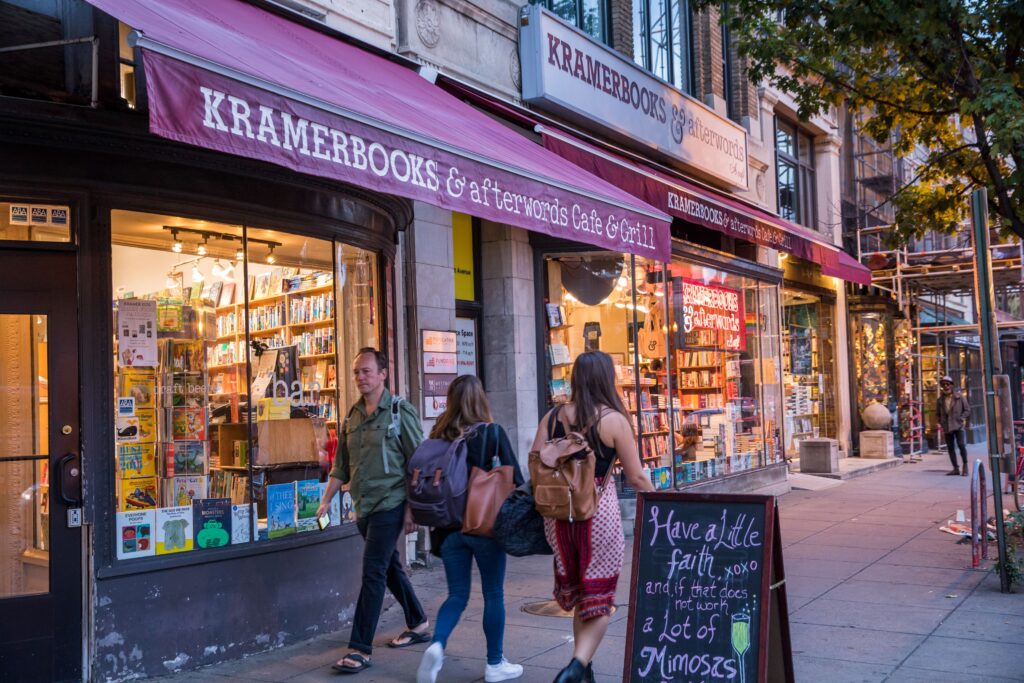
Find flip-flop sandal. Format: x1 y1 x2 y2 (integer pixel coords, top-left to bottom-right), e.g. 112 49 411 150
331 653 372 674
387 629 431 648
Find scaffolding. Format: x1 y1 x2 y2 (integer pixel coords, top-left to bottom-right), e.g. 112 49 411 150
856 222 1024 453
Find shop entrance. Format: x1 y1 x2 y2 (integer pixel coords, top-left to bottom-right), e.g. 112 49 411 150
0 250 82 682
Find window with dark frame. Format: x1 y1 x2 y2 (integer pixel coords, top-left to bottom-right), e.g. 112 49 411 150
632 0 694 94
536 0 610 44
775 118 817 229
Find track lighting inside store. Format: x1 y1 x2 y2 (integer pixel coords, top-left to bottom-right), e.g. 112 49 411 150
265 246 276 265
236 247 245 261
191 264 204 283
162 226 280 262
171 230 183 253
165 271 180 289
196 236 209 256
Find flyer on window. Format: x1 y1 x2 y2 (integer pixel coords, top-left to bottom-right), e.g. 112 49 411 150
117 299 158 367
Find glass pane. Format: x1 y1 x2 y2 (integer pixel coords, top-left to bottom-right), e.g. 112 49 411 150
581 0 604 41
777 160 797 222
242 228 338 537
632 0 648 69
0 313 49 597
111 210 252 559
335 242 380 414
782 292 837 457
648 0 670 82
0 202 71 242
0 0 96 106
666 263 771 485
670 0 690 92
549 0 579 27
775 121 795 158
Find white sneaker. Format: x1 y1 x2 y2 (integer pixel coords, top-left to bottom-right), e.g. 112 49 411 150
417 642 444 683
485 658 524 682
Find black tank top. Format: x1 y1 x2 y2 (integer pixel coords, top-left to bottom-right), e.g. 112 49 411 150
547 406 618 478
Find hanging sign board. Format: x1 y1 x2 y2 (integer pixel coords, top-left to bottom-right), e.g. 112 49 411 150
681 279 746 351
624 493 793 683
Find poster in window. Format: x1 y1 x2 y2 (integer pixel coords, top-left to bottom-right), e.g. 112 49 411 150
789 327 812 376
117 299 158 367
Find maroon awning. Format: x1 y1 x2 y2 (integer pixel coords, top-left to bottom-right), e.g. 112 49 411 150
85 0 671 260
541 128 872 283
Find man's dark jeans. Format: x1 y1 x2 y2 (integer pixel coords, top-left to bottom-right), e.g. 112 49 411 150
349 502 425 654
946 429 968 469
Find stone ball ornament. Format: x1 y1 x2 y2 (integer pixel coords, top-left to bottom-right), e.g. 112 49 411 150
861 401 893 430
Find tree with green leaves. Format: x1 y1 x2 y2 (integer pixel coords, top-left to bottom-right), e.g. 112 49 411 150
701 0 1024 242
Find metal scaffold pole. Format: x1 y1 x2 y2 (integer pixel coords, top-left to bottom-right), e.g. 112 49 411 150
970 188 1010 593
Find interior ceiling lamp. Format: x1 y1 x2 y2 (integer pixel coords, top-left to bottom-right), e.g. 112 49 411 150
165 271 180 289
265 245 276 265
170 229 183 253
235 246 245 261
196 236 209 256
191 264 204 283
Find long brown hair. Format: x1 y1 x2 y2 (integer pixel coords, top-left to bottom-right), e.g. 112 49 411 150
429 375 493 441
568 351 632 433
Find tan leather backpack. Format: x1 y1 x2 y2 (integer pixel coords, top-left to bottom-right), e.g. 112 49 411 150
528 407 600 523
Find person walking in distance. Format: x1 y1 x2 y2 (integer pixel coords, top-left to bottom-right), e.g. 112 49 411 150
318 348 429 674
937 375 971 476
416 375 525 683
530 351 655 683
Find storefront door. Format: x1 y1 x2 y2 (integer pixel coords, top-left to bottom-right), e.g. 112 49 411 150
0 250 82 682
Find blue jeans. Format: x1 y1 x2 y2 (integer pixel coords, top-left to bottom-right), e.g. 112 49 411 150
349 503 426 654
433 532 507 665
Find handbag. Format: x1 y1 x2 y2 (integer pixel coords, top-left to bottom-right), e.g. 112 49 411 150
462 425 515 537
528 407 600 523
492 484 553 556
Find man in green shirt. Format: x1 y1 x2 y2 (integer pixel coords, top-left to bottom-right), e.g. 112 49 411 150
318 348 429 674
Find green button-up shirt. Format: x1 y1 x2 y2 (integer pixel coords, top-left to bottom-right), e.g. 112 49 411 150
330 389 423 517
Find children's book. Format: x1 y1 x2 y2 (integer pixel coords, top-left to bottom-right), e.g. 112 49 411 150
171 374 205 407
172 407 207 441
193 498 232 549
117 442 156 478
219 282 236 307
135 409 157 443
254 274 271 300
267 482 297 539
157 304 184 332
171 441 207 476
325 363 337 389
231 503 256 544
155 506 194 554
120 476 158 510
296 479 321 532
269 269 283 296
319 482 342 527
116 510 156 559
165 475 208 507
206 281 223 308
115 415 140 443
169 340 205 373
117 369 156 408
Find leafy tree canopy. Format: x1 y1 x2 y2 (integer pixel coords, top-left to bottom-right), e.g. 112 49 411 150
699 0 1024 243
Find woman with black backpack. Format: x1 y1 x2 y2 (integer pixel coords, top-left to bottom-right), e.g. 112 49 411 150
415 375 525 683
530 351 655 683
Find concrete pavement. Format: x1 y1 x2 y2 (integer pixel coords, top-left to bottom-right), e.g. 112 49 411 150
155 448 1024 682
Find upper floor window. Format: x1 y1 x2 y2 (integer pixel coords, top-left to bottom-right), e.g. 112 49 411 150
632 0 694 93
0 0 97 106
536 0 610 44
775 118 816 228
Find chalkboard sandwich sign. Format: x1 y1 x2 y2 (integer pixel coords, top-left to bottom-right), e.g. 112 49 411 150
623 492 794 683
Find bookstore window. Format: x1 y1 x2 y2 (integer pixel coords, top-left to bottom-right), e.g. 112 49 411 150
111 210 379 561
542 253 782 491
781 289 837 456
664 260 782 486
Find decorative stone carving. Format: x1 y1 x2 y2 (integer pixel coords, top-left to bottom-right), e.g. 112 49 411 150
415 0 441 49
510 48 521 91
755 171 766 200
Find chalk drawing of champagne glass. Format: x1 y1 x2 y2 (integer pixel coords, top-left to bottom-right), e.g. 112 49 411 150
731 612 751 683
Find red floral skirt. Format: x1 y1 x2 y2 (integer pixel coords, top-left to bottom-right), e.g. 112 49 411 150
543 481 624 621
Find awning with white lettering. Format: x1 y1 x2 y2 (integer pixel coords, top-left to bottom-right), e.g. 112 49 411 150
85 0 671 260
540 127 872 285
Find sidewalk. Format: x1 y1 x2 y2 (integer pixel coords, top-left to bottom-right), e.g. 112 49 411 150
157 448 1024 682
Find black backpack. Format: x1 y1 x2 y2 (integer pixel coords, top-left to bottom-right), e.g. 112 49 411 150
492 484 553 557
